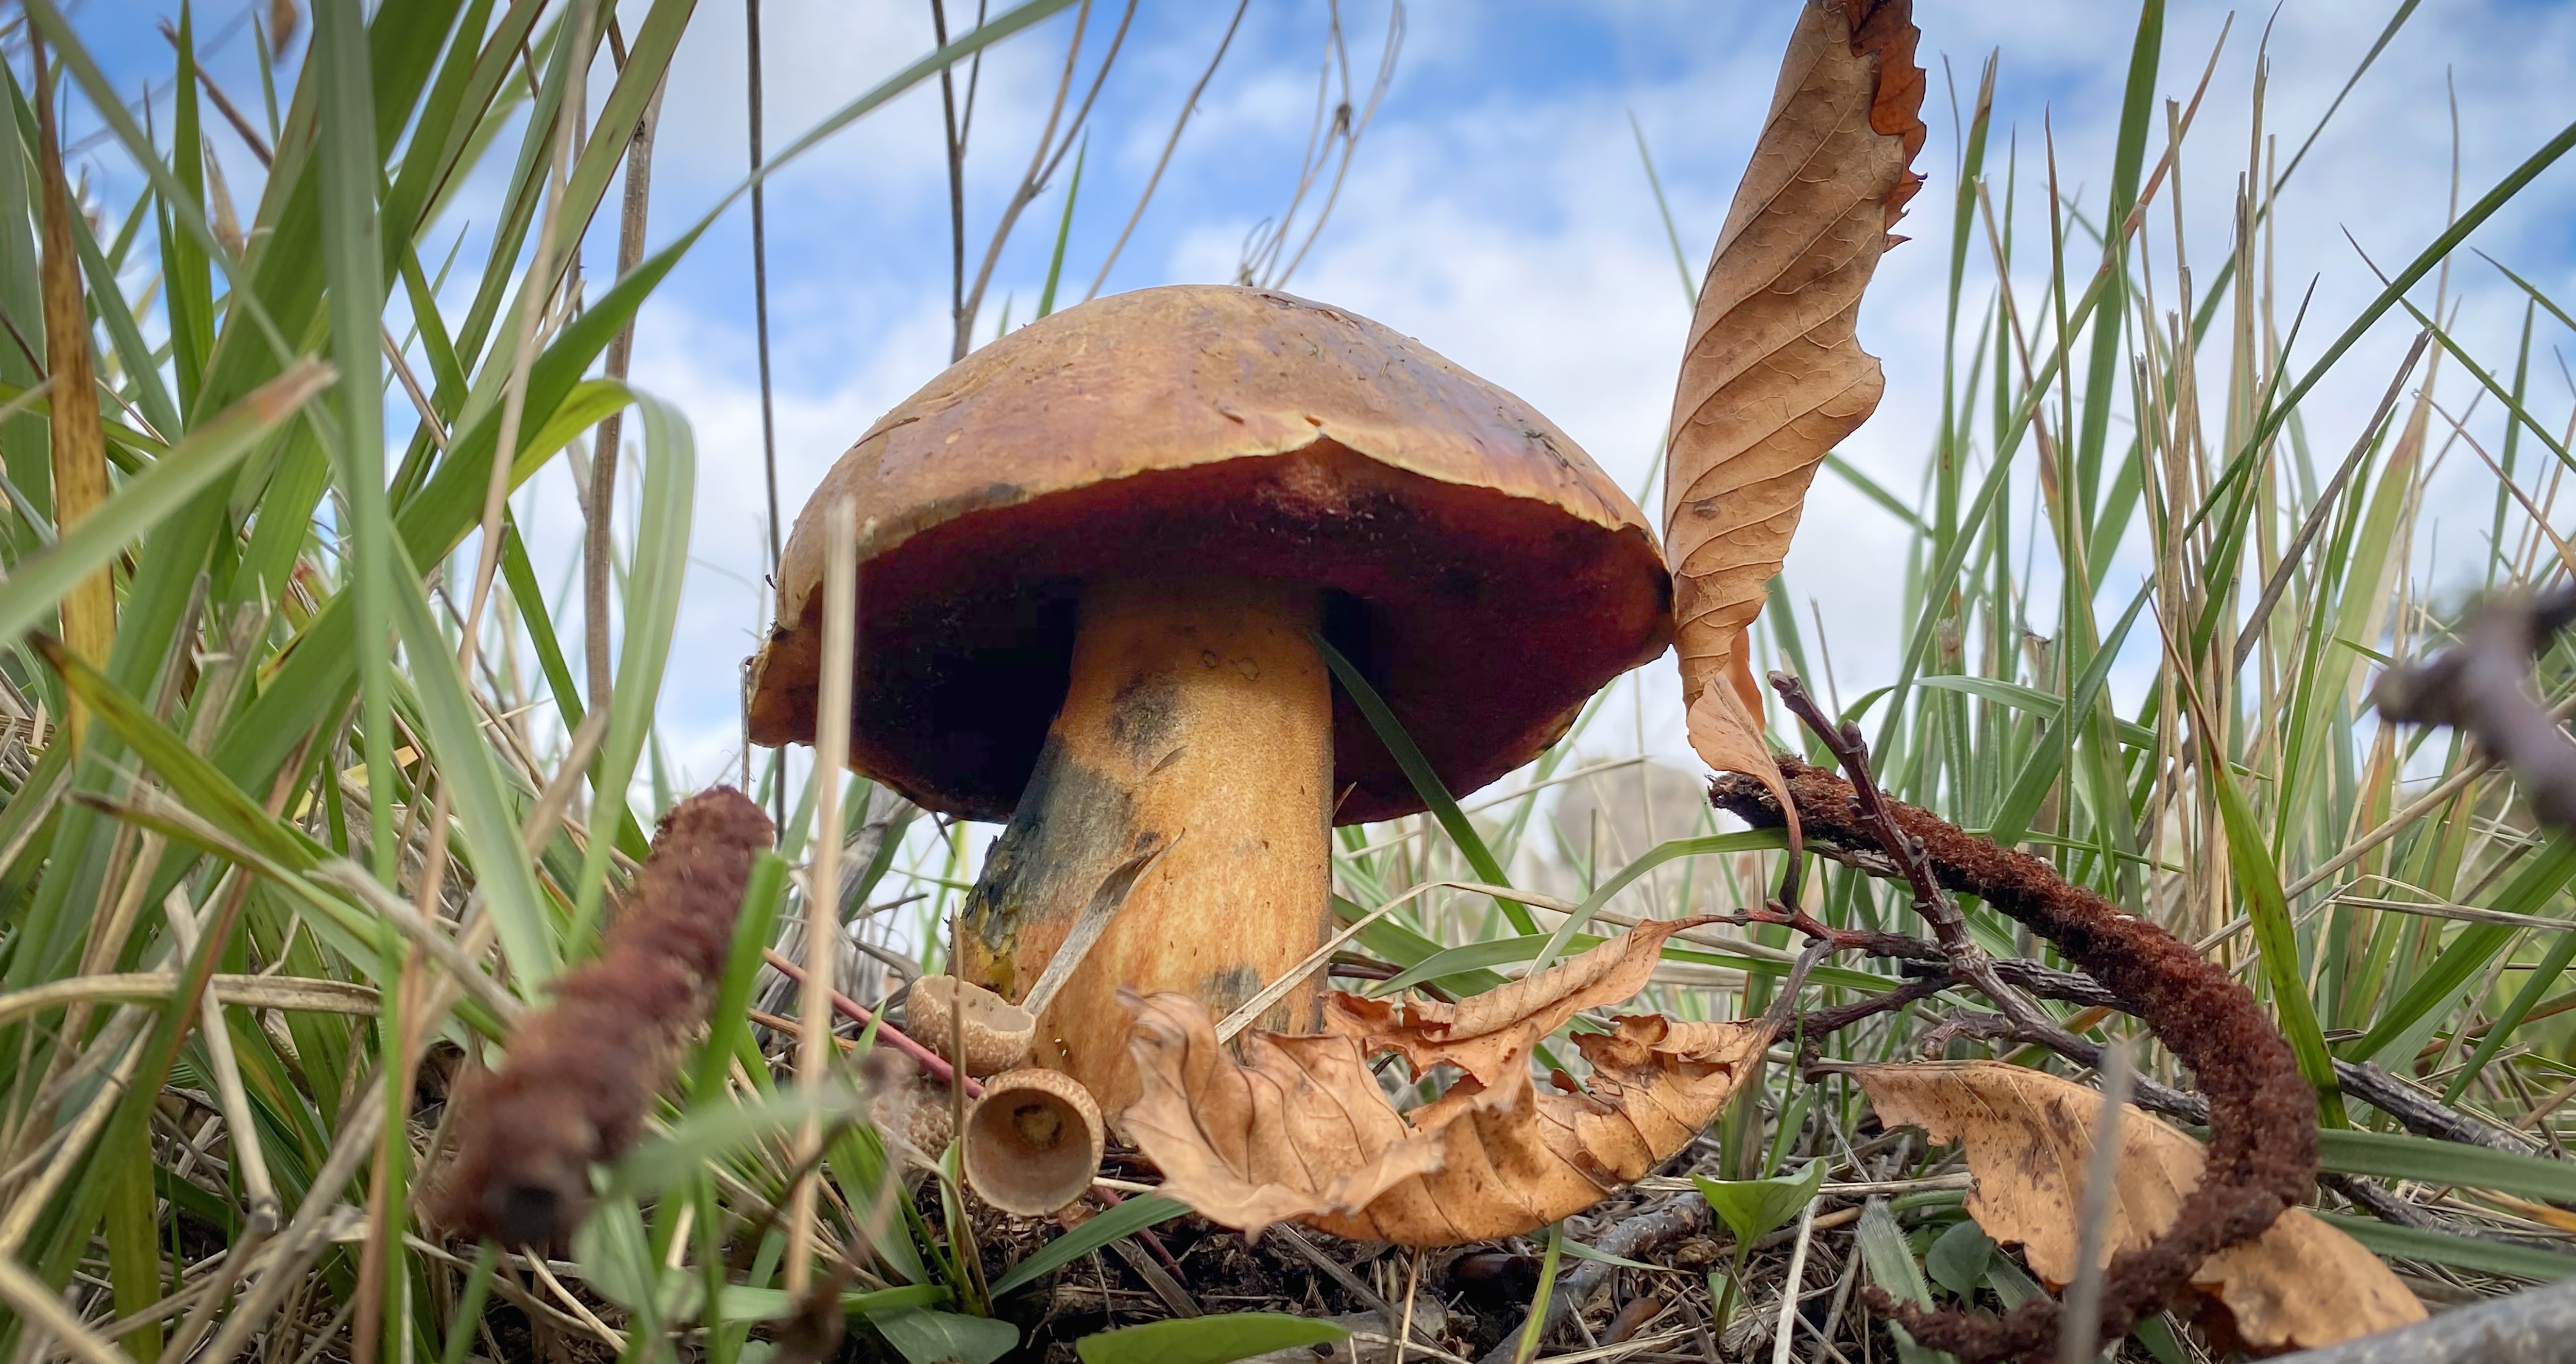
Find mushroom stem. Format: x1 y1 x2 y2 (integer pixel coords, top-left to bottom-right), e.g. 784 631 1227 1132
960 574 1333 1110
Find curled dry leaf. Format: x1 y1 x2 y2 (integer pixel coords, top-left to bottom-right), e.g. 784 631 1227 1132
1122 920 1772 1247
1662 0 1925 823
1852 1060 2423 1353
1325 915 1724 1083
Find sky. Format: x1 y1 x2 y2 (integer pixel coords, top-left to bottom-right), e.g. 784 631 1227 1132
63 0 2576 816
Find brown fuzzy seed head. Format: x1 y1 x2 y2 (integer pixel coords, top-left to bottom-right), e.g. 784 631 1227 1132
430 787 774 1247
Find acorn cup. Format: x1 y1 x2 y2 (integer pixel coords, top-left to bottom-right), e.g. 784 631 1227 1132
886 976 1104 1212
903 975 1035 1077
962 1067 1105 1216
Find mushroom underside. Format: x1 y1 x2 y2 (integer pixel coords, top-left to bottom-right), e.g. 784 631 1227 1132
745 443 1670 825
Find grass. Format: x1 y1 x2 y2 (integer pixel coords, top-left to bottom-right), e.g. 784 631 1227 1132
0 1 2572 1361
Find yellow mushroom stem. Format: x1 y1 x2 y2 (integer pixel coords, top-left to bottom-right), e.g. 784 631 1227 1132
959 574 1333 1112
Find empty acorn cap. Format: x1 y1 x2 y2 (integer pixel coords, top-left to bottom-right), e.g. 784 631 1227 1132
962 1068 1105 1216
905 975 1035 1077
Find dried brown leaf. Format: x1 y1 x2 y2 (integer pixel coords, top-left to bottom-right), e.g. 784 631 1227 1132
1663 0 1925 811
1324 915 1724 1084
1122 922 1771 1247
1853 1060 2424 1352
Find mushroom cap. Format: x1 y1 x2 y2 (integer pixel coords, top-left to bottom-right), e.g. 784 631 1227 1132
746 284 1672 824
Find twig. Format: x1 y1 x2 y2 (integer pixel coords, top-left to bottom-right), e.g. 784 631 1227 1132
1478 1195 1709 1364
1795 931 2545 1155
760 949 980 1097
584 66 667 710
1771 675 2102 1069
745 0 786 828
1716 683 2318 1364
1084 0 1251 300
2373 582 2576 831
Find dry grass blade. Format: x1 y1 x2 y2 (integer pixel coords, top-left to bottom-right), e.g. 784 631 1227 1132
1662 0 1923 812
1852 1061 2424 1353
31 37 114 725
0 1251 125 1364
788 495 859 1292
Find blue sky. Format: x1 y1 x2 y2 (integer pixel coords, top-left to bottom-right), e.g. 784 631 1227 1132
64 0 2576 797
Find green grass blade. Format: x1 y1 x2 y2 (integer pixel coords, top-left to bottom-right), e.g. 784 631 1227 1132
2347 835 2576 1067
1531 831 1783 973
381 533 557 984
2318 1129 2576 1204
1036 132 1085 321
1629 110 1697 310
2260 113 2576 446
2320 1213 2574 1281
0 361 326 646
2202 726 2344 1124
1311 631 1527 932
567 393 696 944
990 1194 1189 1296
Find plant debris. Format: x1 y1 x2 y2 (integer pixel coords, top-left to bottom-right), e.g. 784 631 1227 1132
1851 1060 2422 1352
1662 0 1925 839
2371 582 2576 831
1117 918 1780 1247
430 787 774 1247
1710 709 2317 1363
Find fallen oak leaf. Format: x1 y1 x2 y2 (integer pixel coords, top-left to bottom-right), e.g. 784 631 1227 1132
1662 0 1925 829
1324 914 1727 1084
1121 918 1781 1245
1851 1060 2424 1353
1123 992 1771 1247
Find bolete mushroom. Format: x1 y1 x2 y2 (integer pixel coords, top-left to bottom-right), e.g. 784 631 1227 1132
748 284 1670 1109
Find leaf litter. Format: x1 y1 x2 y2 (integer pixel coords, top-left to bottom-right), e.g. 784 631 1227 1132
1118 916 1782 1247
1853 1060 2424 1353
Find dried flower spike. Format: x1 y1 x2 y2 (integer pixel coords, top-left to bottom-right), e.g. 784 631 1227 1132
433 786 774 1247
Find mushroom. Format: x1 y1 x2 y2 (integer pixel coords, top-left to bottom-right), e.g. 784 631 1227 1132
748 284 1670 1109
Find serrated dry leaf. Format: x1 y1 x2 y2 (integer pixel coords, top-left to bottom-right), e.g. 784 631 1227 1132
1121 922 1772 1247
1663 0 1925 818
1853 1060 2424 1352
1324 915 1724 1084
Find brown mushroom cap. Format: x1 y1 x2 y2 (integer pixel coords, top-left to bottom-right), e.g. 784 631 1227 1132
747 284 1672 824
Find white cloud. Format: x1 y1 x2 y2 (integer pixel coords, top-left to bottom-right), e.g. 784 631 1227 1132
549 0 2575 794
